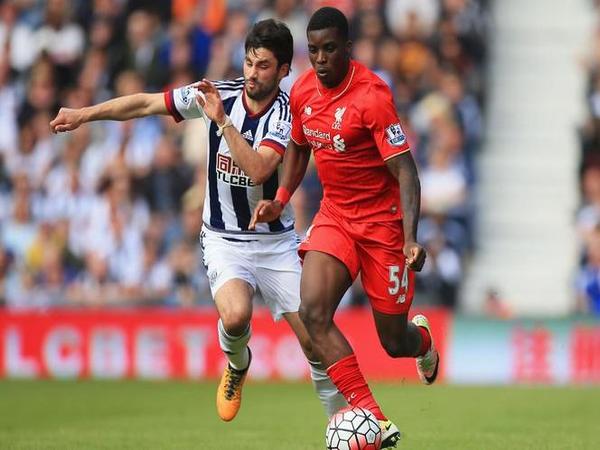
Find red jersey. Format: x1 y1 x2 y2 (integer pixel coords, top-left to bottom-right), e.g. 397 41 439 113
290 60 410 222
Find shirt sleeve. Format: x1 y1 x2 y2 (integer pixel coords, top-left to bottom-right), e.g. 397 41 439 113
259 99 292 156
363 82 410 161
290 83 308 146
163 83 204 123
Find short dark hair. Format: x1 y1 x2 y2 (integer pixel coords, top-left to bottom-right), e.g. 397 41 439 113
307 7 349 40
245 19 293 68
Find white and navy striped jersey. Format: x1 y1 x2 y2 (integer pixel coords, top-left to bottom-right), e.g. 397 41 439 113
164 78 295 235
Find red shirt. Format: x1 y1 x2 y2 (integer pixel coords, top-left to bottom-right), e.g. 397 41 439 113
290 61 410 222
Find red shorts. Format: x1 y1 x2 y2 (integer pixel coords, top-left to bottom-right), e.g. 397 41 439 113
299 201 415 314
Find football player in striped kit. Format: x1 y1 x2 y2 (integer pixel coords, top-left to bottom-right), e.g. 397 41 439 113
50 19 345 422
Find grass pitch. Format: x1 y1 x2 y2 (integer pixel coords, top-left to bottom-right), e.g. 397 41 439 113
0 380 599 449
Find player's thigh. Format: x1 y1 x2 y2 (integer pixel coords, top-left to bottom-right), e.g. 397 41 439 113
300 250 353 323
298 210 358 317
357 221 415 316
254 239 303 322
202 232 256 330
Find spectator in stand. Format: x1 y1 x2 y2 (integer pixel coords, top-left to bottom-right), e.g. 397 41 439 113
576 225 600 316
0 0 488 310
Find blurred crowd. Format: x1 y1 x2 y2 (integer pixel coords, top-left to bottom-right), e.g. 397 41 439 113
0 0 487 310
577 0 600 316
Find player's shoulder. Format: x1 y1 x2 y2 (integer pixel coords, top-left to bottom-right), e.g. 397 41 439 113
213 77 245 96
269 89 291 116
353 62 393 97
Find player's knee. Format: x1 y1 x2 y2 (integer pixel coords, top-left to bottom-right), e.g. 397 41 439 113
220 311 251 336
299 301 332 334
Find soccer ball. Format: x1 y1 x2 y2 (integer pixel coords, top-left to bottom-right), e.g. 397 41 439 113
325 406 382 450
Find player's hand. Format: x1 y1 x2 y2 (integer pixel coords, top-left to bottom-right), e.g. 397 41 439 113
49 107 84 133
249 200 284 230
196 79 225 124
403 241 426 271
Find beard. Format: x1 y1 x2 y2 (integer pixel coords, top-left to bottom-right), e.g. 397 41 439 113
244 77 278 101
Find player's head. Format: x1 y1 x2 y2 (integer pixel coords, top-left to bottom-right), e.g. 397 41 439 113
306 7 352 88
244 19 293 101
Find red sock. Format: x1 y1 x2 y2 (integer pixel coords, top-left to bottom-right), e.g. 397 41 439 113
326 354 386 421
416 326 431 356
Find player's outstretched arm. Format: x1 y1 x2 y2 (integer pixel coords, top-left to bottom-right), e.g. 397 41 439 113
197 79 280 185
50 92 168 133
249 140 310 229
386 151 426 271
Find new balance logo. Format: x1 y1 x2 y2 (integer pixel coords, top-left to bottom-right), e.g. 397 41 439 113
242 130 254 141
304 105 312 115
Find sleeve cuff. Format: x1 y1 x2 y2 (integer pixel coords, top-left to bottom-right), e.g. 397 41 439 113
163 91 184 123
382 144 411 161
260 139 286 156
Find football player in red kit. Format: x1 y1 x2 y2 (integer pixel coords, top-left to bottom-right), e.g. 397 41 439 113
250 7 439 448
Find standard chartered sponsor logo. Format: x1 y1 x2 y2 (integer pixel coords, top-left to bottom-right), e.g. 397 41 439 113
303 125 330 140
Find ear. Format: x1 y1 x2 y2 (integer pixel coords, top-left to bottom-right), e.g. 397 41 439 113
346 40 353 56
278 62 291 79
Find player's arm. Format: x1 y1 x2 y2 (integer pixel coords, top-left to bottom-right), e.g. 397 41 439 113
222 132 281 185
50 93 168 133
196 79 281 184
249 139 311 229
386 151 426 271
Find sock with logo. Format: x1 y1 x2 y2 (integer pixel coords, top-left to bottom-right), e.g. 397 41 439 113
326 353 386 420
309 360 348 417
217 319 251 371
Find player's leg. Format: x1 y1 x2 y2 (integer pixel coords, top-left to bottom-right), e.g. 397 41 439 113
299 250 353 365
299 212 401 448
358 221 439 384
213 279 255 422
214 279 254 371
202 230 256 421
282 311 347 417
253 233 346 417
300 251 389 422
372 310 439 384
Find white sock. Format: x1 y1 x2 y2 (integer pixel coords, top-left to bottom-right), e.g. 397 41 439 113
309 360 347 417
217 319 251 371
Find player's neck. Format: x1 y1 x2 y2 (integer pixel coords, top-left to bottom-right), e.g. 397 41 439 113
242 89 279 117
326 60 352 89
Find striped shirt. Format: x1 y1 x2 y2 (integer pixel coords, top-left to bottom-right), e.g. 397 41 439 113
164 78 295 235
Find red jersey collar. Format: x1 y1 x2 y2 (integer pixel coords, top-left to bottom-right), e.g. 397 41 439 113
316 60 356 100
242 87 280 119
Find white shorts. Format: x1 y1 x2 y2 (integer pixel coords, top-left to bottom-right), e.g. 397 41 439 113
200 226 302 321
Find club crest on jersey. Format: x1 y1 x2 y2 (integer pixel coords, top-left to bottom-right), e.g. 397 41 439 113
385 123 406 146
332 106 346 130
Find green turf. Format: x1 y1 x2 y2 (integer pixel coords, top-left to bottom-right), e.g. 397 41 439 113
0 380 599 450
